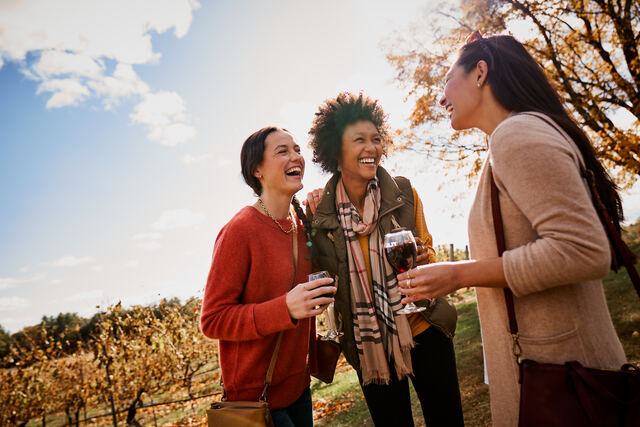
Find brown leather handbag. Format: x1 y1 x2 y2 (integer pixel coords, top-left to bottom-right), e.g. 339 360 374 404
208 221 301 427
490 159 640 427
207 331 281 427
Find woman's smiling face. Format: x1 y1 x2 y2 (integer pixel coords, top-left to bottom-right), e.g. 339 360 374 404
339 120 382 184
254 130 305 197
439 63 482 130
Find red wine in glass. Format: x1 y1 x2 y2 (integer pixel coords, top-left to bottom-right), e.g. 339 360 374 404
309 270 335 299
385 241 417 273
383 229 426 314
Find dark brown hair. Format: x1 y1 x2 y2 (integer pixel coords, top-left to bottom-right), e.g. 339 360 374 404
240 126 284 197
239 126 312 245
457 34 623 230
308 92 392 174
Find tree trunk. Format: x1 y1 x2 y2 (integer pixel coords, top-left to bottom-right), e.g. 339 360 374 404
105 363 118 427
126 390 144 427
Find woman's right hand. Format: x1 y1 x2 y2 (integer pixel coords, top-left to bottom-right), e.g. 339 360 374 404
286 277 335 319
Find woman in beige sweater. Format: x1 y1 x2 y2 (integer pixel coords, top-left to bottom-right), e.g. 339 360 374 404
397 32 627 426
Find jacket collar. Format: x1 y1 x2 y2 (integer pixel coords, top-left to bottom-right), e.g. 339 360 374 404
312 166 405 230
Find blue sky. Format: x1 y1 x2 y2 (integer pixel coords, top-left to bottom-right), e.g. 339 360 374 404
1 0 639 333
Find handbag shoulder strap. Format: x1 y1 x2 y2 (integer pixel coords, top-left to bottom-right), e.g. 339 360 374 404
260 216 299 401
490 151 640 363
489 170 522 362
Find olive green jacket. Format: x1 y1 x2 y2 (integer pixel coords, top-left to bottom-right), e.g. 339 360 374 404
310 167 457 371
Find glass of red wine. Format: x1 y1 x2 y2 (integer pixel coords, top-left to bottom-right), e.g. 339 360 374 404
309 271 343 341
384 229 426 314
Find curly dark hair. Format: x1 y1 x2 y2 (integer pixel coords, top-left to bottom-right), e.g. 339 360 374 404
308 92 393 174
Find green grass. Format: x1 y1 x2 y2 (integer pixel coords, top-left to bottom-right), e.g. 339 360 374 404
603 267 640 364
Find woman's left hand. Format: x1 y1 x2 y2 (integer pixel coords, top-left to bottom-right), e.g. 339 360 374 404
397 262 462 303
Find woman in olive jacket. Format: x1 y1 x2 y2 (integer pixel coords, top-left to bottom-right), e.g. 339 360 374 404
306 92 463 427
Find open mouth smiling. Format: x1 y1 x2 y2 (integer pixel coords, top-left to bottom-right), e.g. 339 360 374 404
358 157 376 165
285 166 302 176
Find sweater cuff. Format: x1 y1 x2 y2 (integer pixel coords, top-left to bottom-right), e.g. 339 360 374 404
254 294 297 336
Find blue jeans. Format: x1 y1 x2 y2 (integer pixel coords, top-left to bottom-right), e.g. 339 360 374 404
270 387 313 427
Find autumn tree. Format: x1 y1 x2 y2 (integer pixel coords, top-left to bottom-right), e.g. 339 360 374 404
0 324 9 358
90 302 181 426
623 217 640 254
386 0 639 183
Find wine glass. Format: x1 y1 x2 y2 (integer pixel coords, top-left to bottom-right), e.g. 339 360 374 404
383 229 426 314
309 271 343 341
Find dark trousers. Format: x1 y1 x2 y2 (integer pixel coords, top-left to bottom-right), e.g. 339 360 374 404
358 327 464 427
270 387 313 427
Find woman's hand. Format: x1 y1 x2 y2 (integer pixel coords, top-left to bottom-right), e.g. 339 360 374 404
414 237 430 266
397 258 507 303
286 277 336 319
397 262 463 303
303 188 324 215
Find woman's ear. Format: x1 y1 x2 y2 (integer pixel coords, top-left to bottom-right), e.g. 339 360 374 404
254 168 263 179
476 60 489 87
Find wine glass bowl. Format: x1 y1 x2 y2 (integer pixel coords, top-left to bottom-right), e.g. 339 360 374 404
383 229 426 314
308 271 343 341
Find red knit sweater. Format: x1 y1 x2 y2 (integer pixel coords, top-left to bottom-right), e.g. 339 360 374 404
200 206 314 409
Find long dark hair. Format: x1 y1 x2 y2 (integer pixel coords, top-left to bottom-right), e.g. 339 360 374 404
239 126 313 245
457 34 623 231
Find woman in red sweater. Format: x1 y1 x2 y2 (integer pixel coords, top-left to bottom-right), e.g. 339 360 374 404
201 127 336 426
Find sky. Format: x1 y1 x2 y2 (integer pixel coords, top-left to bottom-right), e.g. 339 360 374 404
1 0 639 333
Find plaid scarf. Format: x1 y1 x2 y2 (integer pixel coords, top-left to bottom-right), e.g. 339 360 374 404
335 177 414 385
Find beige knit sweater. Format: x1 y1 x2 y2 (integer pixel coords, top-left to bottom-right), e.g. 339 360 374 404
468 112 626 426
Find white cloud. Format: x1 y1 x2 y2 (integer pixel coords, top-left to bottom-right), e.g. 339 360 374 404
132 232 162 240
37 78 90 108
88 63 150 109
136 241 162 250
217 157 232 167
182 153 212 165
34 50 103 78
0 297 30 312
0 277 21 290
0 0 199 64
0 0 200 142
48 255 94 267
125 260 139 268
130 91 196 146
51 279 62 284
65 289 104 302
0 273 46 290
151 208 205 230
18 267 28 273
